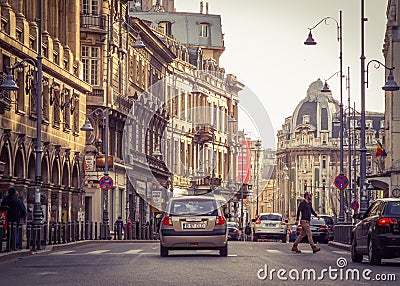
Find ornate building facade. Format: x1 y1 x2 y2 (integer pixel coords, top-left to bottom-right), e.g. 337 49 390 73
0 0 91 226
276 79 384 223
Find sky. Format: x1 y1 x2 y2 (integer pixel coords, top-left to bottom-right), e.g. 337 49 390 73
175 0 389 148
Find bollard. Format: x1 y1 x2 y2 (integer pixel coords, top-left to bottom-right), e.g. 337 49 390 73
43 222 48 246
118 224 122 240
36 224 42 250
0 221 3 252
62 223 67 244
31 224 36 251
10 222 17 251
48 224 53 245
95 222 98 240
67 222 71 242
57 223 62 244
80 221 84 241
26 224 31 249
18 224 23 249
133 223 137 240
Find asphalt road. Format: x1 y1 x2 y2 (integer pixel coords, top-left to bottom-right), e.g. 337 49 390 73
0 241 399 286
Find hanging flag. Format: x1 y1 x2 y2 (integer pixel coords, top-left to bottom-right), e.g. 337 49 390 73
376 141 387 157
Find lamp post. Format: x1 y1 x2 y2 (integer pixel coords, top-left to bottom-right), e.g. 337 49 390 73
305 11 344 223
254 140 262 217
359 58 400 213
0 0 43 250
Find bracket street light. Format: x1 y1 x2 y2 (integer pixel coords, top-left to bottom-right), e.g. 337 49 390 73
0 0 43 251
305 11 345 223
359 58 400 213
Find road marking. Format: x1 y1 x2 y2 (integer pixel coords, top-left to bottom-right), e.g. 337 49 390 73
196 250 212 253
87 250 110 254
228 254 238 257
123 249 143 254
50 250 75 255
266 249 282 254
332 250 349 255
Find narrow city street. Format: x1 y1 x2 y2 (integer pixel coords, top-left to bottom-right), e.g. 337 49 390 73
0 242 398 286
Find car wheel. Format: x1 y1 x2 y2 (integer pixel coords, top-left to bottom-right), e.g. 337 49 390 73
160 244 168 257
351 238 363 263
368 239 381 265
220 245 228 257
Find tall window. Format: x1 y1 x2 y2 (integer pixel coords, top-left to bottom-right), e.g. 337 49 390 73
200 23 209 37
82 0 99 14
82 46 100 86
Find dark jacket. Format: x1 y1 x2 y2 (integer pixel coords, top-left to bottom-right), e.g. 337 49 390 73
115 218 125 230
296 200 317 221
1 194 27 223
245 225 252 235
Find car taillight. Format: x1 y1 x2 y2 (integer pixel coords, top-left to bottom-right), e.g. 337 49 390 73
319 226 327 231
377 217 398 226
162 216 173 226
280 221 286 225
233 229 237 233
255 220 261 225
216 216 226 225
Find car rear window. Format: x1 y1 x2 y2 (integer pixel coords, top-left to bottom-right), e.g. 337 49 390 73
386 201 400 215
322 217 334 225
170 199 218 216
311 218 325 225
259 214 282 221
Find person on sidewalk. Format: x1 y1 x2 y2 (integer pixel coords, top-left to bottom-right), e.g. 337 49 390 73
244 222 252 241
1 187 27 247
114 216 125 239
291 191 321 254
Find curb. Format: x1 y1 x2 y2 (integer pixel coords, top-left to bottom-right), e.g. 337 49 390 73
328 241 351 251
0 240 160 262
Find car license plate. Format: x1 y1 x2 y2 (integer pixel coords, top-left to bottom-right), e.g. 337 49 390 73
182 222 206 229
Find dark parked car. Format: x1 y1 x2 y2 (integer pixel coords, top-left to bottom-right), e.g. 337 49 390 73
319 214 335 241
296 217 329 244
289 225 297 242
351 198 400 265
227 222 242 241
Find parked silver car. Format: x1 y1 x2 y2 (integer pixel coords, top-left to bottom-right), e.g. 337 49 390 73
253 213 288 242
159 195 228 257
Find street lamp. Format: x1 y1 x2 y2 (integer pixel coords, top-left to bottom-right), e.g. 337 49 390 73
305 11 345 223
359 57 400 213
0 0 43 251
253 140 262 217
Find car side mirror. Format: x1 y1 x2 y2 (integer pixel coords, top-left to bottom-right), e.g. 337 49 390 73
251 218 257 223
353 213 362 220
285 219 288 223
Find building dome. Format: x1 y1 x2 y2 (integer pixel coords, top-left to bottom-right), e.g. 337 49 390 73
290 79 340 139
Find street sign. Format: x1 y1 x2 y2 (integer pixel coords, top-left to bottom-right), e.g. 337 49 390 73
334 174 349 190
351 201 360 210
99 175 113 190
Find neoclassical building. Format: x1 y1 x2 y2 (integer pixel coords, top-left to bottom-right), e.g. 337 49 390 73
0 0 91 225
276 79 384 223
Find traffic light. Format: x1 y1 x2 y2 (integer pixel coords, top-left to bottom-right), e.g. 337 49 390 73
304 182 307 191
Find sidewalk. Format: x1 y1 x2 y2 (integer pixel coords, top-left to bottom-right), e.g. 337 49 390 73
328 240 351 251
0 239 160 262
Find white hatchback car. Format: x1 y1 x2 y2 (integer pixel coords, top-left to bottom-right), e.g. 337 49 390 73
253 213 288 242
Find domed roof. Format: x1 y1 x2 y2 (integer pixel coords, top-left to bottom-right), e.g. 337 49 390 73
290 79 340 137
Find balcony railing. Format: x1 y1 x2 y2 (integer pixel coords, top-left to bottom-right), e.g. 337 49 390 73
80 14 107 30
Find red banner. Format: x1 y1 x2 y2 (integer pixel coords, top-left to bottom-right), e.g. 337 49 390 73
237 138 251 184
